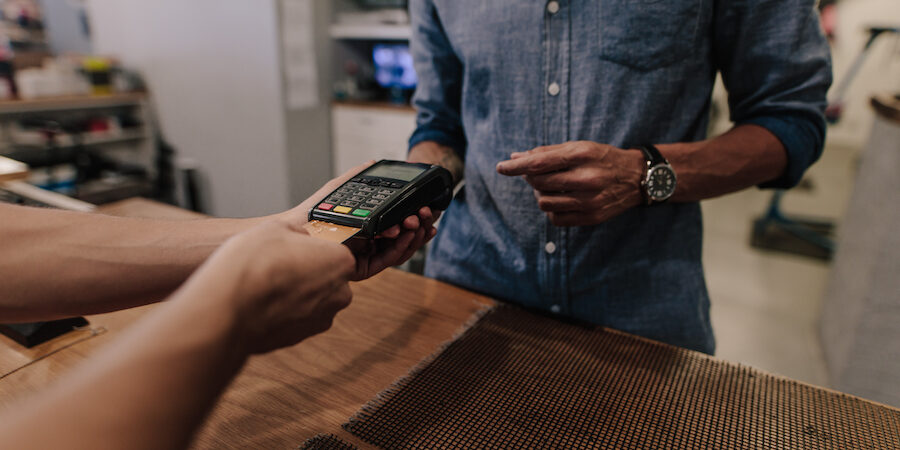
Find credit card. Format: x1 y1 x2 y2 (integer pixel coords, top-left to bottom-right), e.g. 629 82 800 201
303 220 361 244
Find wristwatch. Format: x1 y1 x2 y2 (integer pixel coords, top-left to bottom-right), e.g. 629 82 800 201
636 144 676 204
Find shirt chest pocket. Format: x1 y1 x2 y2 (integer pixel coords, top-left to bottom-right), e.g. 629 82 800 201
597 0 703 71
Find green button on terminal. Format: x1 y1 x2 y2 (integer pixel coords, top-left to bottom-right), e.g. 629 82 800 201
352 209 371 217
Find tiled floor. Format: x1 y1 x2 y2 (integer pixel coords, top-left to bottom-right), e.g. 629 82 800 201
702 142 859 387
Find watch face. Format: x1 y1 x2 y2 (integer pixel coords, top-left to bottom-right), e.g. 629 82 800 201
646 165 676 201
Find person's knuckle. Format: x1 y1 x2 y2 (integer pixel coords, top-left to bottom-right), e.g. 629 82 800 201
556 175 574 191
573 196 587 209
572 144 592 161
576 171 595 190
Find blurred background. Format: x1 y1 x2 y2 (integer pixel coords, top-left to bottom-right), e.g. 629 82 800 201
0 0 897 407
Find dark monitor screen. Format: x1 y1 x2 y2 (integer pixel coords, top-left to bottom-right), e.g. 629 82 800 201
373 44 417 90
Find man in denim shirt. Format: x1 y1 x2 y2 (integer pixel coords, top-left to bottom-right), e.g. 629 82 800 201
406 0 832 353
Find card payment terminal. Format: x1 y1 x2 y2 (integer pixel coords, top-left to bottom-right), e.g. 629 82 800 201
304 160 453 243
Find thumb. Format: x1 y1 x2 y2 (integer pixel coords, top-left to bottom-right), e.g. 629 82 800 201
312 160 376 200
301 160 376 214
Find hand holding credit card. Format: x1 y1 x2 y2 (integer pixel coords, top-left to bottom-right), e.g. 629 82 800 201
305 160 452 243
303 160 452 280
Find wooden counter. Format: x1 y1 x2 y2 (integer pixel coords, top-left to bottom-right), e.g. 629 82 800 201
0 198 492 448
1 198 896 448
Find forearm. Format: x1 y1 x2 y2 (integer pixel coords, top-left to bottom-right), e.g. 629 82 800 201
660 124 787 202
0 276 249 450
0 205 264 322
408 141 465 186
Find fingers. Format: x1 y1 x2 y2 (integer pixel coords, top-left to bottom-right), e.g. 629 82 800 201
496 146 574 176
377 206 430 240
416 206 435 231
305 161 376 202
524 168 600 192
401 227 426 263
380 225 401 239
533 190 597 213
287 229 355 279
402 214 421 230
347 205 438 281
421 205 443 224
376 206 429 239
333 161 377 188
369 228 418 272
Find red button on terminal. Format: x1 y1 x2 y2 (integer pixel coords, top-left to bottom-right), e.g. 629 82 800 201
317 203 334 211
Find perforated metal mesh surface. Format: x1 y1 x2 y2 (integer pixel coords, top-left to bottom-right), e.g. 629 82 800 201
299 434 358 450
344 305 900 449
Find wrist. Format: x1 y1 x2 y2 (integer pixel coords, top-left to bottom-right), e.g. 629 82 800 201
172 251 264 357
623 149 647 206
166 278 251 364
633 144 677 204
409 141 464 186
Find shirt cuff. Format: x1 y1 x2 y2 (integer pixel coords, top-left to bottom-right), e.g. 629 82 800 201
741 114 825 189
408 127 467 161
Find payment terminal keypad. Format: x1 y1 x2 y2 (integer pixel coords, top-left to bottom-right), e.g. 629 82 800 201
317 176 402 218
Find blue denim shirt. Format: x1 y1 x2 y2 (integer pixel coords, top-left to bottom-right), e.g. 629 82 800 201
408 0 831 353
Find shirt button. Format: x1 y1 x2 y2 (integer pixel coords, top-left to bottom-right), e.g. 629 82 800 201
547 82 560 96
550 304 561 314
547 1 560 14
545 241 557 254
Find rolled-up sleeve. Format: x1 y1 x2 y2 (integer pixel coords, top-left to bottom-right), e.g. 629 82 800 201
408 0 467 159
714 0 832 189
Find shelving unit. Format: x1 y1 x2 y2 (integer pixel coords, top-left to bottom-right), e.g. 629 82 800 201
329 23 411 40
0 155 27 182
331 100 416 175
0 92 148 115
1 128 148 152
0 92 160 205
329 4 416 177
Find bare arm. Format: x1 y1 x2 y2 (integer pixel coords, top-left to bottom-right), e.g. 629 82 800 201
662 124 787 202
408 141 465 187
0 220 355 450
496 124 787 226
0 205 261 322
0 162 435 323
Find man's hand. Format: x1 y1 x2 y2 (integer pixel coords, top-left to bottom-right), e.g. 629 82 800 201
345 206 437 280
496 140 646 227
281 161 439 281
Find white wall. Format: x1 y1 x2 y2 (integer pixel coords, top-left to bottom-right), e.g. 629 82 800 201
39 0 93 54
86 0 291 217
827 0 900 149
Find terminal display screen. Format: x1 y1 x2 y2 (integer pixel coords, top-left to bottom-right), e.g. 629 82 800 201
363 164 426 182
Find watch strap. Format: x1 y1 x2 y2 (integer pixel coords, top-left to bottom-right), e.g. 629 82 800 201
636 144 668 167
